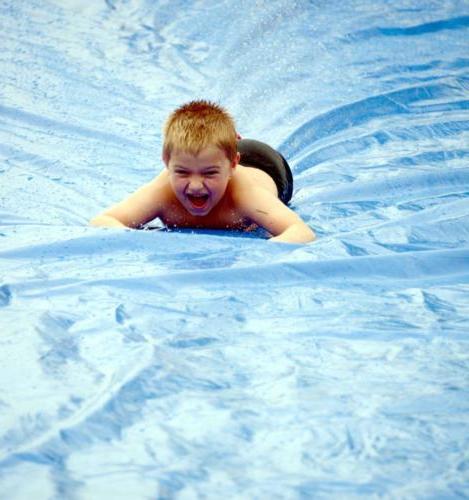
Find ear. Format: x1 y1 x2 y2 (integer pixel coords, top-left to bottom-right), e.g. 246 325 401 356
232 152 240 168
162 152 169 167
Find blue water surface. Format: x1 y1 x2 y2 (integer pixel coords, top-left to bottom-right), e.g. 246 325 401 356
1 0 469 498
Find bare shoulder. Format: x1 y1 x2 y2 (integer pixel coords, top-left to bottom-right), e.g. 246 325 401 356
230 166 277 208
233 165 278 196
146 169 171 194
123 170 172 208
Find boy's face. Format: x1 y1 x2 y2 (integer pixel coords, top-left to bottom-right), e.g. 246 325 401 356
166 146 239 216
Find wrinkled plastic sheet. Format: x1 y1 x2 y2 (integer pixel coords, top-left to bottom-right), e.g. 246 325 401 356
1 1 468 498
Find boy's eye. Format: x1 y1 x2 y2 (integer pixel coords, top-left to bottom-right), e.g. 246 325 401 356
205 171 219 177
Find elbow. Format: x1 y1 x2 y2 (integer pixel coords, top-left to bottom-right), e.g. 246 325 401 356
295 223 317 244
296 229 316 244
270 224 316 244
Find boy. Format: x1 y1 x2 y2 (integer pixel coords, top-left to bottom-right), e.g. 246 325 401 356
90 100 315 243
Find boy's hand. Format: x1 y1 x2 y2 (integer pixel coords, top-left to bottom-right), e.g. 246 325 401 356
269 222 316 243
89 214 129 228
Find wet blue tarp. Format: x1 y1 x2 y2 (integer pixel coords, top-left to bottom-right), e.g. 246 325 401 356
1 1 468 498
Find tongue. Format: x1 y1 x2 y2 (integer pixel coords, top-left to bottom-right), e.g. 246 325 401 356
189 195 207 207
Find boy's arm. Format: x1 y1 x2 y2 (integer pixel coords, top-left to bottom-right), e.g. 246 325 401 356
239 187 316 244
89 214 128 228
89 173 167 229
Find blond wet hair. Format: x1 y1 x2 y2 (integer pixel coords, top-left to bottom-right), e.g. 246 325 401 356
163 100 238 163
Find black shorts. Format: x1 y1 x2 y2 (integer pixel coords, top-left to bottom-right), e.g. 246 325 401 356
237 139 293 204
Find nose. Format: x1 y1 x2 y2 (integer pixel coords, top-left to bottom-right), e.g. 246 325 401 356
188 176 205 192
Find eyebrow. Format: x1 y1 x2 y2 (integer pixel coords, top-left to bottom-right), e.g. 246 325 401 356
173 165 221 170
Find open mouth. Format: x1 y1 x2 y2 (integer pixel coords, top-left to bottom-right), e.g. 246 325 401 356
187 193 209 209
